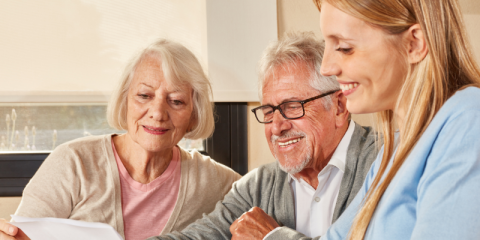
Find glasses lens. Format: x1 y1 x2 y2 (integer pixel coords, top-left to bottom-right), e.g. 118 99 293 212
255 106 274 123
281 102 303 119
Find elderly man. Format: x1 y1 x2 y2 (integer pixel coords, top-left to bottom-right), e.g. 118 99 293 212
149 32 378 240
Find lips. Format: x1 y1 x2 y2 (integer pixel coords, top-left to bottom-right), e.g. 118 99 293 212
143 125 169 135
271 131 306 151
278 137 303 147
340 83 358 90
338 81 359 96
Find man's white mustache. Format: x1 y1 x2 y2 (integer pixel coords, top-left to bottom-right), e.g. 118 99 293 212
271 131 306 144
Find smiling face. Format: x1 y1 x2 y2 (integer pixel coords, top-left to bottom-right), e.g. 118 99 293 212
320 2 407 114
125 55 194 154
262 63 342 175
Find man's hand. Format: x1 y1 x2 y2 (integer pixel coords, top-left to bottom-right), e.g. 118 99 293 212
0 219 30 240
230 207 280 240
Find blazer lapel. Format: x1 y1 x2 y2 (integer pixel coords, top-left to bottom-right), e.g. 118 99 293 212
332 122 367 222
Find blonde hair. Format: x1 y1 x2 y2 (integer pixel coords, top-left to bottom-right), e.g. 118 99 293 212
258 32 339 108
314 0 480 239
107 39 215 140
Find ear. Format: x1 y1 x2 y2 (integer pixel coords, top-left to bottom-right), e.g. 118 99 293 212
334 91 349 128
404 24 429 64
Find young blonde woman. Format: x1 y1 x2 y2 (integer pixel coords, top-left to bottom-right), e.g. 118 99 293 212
315 0 480 239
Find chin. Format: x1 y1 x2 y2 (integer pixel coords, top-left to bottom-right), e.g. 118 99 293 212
138 141 167 153
276 153 311 175
346 101 375 114
279 161 308 175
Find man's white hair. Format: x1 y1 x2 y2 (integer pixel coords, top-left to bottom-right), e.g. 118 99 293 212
258 32 339 108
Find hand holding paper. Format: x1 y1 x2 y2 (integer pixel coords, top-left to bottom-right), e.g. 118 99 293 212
0 218 29 240
9 216 123 240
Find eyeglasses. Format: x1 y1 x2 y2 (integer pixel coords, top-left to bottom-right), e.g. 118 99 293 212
251 89 340 124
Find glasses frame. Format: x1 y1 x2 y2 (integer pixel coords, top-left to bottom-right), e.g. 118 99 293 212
251 89 340 124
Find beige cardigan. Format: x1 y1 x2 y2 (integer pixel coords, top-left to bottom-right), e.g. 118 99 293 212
15 135 241 239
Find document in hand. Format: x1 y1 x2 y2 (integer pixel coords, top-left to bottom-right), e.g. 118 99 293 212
10 215 124 240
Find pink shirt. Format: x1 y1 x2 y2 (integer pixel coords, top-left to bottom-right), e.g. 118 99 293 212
112 142 181 240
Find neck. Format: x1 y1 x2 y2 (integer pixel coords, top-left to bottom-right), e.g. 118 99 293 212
294 167 324 189
113 134 173 184
293 121 350 189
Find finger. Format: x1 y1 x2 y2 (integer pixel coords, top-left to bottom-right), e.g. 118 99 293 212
231 221 265 240
0 231 17 240
0 219 18 236
229 220 238 234
250 206 262 213
14 229 31 240
242 210 280 231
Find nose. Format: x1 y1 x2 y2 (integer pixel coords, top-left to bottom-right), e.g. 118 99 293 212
270 110 292 136
150 98 169 121
320 48 341 77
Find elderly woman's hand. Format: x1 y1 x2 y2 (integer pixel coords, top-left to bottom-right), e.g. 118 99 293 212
0 219 30 240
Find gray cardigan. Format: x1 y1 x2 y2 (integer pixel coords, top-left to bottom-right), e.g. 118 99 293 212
149 123 379 240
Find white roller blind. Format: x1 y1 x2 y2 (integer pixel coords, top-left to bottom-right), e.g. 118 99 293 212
0 0 276 103
206 1 277 102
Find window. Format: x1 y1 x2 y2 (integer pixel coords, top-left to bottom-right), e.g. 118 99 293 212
0 102 246 196
0 104 121 153
0 103 205 153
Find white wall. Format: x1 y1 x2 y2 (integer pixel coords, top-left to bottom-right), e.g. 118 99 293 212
0 0 208 102
0 0 277 103
206 1 277 102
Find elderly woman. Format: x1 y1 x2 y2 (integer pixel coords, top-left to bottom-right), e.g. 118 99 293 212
0 39 241 240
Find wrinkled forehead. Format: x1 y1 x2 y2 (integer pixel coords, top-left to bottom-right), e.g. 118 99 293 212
263 61 314 92
261 65 320 105
131 54 191 93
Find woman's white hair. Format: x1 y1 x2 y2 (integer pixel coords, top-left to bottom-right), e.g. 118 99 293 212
258 32 339 108
107 39 214 140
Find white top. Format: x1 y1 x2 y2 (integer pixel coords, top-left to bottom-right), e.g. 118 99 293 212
264 120 355 239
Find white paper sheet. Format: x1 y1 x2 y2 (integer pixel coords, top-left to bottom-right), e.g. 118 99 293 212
10 215 124 240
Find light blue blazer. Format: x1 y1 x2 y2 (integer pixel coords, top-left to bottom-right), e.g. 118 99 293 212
322 87 480 240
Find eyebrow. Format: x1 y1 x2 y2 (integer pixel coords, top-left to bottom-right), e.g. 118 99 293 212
139 82 190 94
167 90 186 95
325 33 354 41
281 97 303 103
262 97 303 106
140 82 154 88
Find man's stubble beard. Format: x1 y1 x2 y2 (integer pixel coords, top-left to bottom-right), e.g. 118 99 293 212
271 131 312 175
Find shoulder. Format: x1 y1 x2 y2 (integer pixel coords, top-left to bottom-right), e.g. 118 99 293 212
421 87 480 150
234 162 286 190
45 134 112 169
350 123 380 158
24 135 112 193
424 87 480 142
53 134 110 155
247 161 282 178
179 147 241 181
437 87 480 120
344 123 381 179
447 87 480 108
352 123 378 147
